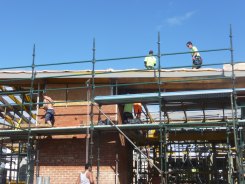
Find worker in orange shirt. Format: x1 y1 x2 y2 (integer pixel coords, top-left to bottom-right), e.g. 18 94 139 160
134 103 142 119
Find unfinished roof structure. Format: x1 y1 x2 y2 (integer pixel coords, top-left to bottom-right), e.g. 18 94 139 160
0 32 245 184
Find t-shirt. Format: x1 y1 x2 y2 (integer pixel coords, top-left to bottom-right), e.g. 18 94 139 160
133 103 142 112
80 171 90 184
190 46 200 57
124 104 133 113
144 55 156 67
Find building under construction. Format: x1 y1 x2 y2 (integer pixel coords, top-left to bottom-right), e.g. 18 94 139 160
0 32 245 184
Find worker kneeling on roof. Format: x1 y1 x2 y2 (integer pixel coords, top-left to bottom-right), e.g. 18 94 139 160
144 50 156 70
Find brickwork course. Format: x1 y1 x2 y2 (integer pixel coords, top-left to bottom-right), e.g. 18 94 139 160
35 83 130 184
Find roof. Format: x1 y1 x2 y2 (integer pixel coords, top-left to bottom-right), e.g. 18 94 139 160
0 67 244 79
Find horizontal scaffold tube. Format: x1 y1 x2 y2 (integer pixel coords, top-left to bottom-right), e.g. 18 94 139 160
0 120 244 137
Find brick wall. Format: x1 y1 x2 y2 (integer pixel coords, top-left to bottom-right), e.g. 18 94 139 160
45 84 111 102
38 104 118 127
38 84 119 127
36 133 129 184
38 106 85 127
35 84 130 183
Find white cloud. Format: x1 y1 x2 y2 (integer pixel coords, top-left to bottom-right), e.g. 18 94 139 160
166 11 196 26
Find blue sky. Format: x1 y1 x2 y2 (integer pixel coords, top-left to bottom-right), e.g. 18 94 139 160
0 0 244 70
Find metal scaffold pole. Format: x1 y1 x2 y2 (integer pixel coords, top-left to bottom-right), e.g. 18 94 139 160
164 127 168 183
226 118 233 184
159 127 164 184
157 32 165 184
97 132 101 184
16 141 22 184
94 105 163 176
35 139 40 182
0 27 242 184
26 44 36 184
157 32 162 123
89 38 96 166
229 24 244 183
227 26 235 181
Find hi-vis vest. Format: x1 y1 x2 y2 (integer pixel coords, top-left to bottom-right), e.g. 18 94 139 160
144 55 156 67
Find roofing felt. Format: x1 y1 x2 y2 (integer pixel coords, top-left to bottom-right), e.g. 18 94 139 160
0 67 244 79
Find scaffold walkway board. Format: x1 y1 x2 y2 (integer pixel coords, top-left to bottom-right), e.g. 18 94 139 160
0 121 239 137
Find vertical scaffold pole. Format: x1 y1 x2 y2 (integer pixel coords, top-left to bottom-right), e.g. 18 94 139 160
157 32 162 120
164 127 168 183
97 132 100 184
226 119 233 184
230 94 241 182
9 141 13 182
158 33 163 183
16 141 22 184
86 79 91 163
89 38 95 166
157 32 165 184
227 27 235 182
36 83 40 126
230 25 244 183
26 44 36 184
35 139 40 182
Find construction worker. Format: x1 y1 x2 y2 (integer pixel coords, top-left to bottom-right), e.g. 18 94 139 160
43 92 55 126
133 103 142 119
123 103 133 124
77 163 94 184
144 50 156 70
186 41 202 69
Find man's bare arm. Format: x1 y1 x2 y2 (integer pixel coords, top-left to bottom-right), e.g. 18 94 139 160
89 172 94 184
76 174 80 184
43 95 54 104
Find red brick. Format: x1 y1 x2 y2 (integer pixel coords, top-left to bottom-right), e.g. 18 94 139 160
36 133 129 183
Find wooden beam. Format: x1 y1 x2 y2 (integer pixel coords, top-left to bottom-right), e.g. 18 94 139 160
0 95 30 124
0 86 37 120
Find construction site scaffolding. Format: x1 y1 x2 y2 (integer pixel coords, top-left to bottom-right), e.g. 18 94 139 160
0 26 244 183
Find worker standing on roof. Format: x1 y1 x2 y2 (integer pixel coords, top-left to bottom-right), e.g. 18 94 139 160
144 50 156 70
134 103 142 119
186 41 202 69
43 92 55 126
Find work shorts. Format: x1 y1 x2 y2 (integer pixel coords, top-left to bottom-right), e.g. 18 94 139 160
192 56 203 69
45 109 55 124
